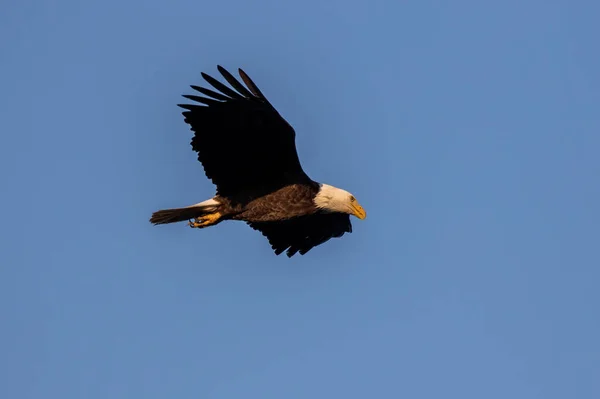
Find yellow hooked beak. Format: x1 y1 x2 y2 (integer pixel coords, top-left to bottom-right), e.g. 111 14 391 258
351 201 367 220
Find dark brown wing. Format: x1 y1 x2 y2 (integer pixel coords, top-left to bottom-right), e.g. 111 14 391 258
247 213 352 257
178 65 311 200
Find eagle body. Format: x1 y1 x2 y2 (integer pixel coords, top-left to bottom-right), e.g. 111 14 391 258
228 183 320 222
150 65 366 257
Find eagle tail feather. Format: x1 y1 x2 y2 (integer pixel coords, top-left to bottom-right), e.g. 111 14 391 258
150 199 220 225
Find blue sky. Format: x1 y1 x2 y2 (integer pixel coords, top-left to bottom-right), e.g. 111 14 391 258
1 0 599 397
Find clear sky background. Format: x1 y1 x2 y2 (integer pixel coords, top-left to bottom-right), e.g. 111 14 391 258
1 0 599 398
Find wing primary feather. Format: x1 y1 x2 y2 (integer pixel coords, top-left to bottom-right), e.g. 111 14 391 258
238 68 268 101
217 65 255 99
182 94 222 106
201 72 245 100
190 85 230 101
286 247 299 257
177 103 205 111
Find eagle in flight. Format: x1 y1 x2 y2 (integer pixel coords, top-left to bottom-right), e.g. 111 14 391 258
150 65 366 257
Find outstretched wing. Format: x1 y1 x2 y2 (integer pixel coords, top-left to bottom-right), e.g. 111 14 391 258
178 65 311 200
247 213 352 257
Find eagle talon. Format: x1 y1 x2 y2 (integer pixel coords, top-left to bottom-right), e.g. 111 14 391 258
188 217 209 228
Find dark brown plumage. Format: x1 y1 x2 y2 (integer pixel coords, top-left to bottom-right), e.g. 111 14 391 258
179 66 311 201
150 65 365 257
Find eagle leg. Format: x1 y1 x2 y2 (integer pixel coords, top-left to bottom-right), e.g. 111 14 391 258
188 212 222 229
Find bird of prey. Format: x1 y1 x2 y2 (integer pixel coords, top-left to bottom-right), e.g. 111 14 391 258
150 65 366 257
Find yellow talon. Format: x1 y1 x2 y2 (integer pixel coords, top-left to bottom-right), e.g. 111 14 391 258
188 212 222 228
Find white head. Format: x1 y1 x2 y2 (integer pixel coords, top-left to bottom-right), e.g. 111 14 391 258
313 184 367 220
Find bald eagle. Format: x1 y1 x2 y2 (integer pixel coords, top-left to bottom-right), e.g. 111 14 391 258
150 65 366 257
